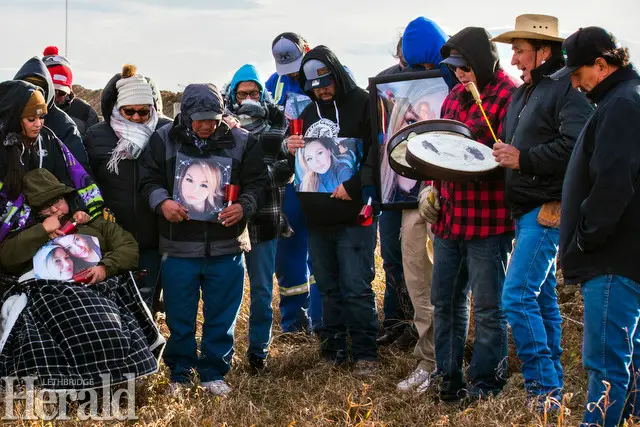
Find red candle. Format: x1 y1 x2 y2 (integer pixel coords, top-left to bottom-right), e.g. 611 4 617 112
288 118 303 136
225 184 240 207
358 197 374 227
59 220 77 236
72 269 92 283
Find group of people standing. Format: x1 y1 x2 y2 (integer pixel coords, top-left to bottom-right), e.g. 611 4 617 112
0 11 638 427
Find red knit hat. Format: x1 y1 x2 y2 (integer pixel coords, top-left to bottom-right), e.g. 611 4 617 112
43 46 73 94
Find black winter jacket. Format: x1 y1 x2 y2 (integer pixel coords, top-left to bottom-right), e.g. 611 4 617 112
296 45 374 229
84 73 170 249
501 58 593 217
14 57 90 173
62 96 99 137
560 66 640 285
138 84 267 258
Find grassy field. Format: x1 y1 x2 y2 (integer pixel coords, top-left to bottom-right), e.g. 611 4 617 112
3 244 636 426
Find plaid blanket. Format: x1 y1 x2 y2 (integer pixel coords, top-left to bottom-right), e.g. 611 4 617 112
0 273 164 391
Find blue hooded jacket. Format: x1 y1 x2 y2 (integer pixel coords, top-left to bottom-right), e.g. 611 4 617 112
402 17 456 89
228 64 265 105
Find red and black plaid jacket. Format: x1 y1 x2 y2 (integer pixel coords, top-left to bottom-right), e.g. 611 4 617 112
430 69 518 240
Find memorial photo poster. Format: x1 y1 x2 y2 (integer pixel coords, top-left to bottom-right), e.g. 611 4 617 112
294 137 363 194
173 153 232 222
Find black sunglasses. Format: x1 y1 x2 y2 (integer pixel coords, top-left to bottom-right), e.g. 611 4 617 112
447 64 472 73
121 107 151 117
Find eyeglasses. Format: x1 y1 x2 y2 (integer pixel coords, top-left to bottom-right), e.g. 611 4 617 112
55 90 69 98
235 90 261 100
39 197 65 216
447 64 472 73
120 107 151 117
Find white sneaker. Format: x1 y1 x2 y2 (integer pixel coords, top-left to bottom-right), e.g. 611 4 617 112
396 367 430 393
201 380 232 397
415 375 431 394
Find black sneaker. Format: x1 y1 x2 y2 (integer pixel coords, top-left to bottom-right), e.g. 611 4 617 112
247 355 267 374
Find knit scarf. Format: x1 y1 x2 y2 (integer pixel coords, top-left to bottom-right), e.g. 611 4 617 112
0 131 104 242
184 126 213 152
107 106 159 174
231 100 270 135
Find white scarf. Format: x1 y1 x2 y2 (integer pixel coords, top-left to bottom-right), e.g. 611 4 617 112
107 105 159 174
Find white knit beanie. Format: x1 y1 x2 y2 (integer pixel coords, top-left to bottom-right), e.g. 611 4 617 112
115 64 154 109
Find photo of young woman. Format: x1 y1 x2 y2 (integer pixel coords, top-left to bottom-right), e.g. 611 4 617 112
377 78 449 204
173 153 231 222
33 234 102 281
294 138 362 193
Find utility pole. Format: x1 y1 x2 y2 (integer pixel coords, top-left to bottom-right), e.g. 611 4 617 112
65 0 68 56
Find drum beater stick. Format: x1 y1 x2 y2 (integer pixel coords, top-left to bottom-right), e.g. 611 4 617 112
466 82 499 144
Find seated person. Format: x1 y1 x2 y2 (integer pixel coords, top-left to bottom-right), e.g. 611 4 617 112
0 168 138 282
0 169 160 392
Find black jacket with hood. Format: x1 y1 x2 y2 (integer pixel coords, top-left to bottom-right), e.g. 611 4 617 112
560 66 640 285
84 73 171 249
501 56 593 217
0 81 77 196
296 45 374 229
62 96 99 137
138 84 267 258
14 57 90 173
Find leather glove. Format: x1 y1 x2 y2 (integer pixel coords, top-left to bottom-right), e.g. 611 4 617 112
418 185 441 223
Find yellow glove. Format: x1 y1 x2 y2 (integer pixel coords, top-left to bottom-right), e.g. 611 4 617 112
103 207 117 223
418 186 441 224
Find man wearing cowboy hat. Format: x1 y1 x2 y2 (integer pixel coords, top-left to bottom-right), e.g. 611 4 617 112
491 14 592 403
554 27 640 427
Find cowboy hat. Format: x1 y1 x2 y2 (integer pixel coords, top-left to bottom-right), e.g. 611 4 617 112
493 14 564 43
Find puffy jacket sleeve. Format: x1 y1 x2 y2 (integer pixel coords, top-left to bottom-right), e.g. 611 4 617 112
576 99 640 252
83 126 102 180
261 106 293 189
86 106 100 130
138 131 171 212
518 84 592 176
92 217 139 276
238 133 268 220
0 224 50 275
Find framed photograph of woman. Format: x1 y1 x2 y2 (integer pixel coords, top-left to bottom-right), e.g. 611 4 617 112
173 153 232 222
33 234 102 281
294 137 363 194
369 70 450 209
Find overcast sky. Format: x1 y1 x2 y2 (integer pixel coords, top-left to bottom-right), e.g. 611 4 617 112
1 0 638 92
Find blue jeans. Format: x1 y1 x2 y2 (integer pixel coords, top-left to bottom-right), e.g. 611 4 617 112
379 210 413 333
275 183 323 333
137 248 162 309
502 206 563 396
431 234 512 396
162 254 244 383
582 275 640 427
308 224 378 363
246 239 278 360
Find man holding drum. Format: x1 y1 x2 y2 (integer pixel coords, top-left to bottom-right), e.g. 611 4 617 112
418 27 518 402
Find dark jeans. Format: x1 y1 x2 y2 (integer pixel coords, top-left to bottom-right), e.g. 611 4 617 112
431 234 512 397
582 275 640 427
308 223 378 363
162 254 244 383
379 209 414 333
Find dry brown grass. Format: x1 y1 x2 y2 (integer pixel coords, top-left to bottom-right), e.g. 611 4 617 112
3 244 640 426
